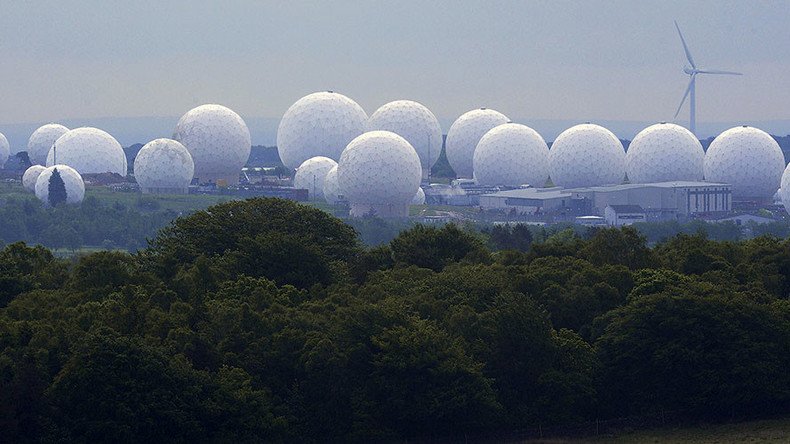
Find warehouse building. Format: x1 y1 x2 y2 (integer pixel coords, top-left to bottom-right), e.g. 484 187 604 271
479 181 731 220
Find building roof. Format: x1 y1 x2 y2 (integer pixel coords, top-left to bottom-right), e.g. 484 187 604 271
481 181 731 200
607 205 645 213
480 187 572 200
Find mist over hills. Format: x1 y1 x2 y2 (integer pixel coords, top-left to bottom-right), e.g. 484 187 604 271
2 116 789 151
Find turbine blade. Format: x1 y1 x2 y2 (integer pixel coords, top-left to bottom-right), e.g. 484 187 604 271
696 69 743 75
674 20 696 68
674 76 694 119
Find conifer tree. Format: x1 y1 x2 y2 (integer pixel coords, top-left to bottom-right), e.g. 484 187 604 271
48 168 67 207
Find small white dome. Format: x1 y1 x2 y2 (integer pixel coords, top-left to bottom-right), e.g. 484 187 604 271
27 124 69 166
277 91 368 169
338 130 422 217
174 104 251 185
411 187 426 205
445 108 509 178
323 165 342 205
35 165 85 205
473 123 550 187
293 156 338 201
626 123 704 183
549 124 626 188
705 126 785 199
134 139 194 194
46 127 125 175
23 165 47 192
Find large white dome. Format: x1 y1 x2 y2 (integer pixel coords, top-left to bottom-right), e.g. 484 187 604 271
45 127 125 175
549 124 625 188
705 126 785 199
368 100 442 177
323 164 342 205
27 124 69 166
445 108 509 178
293 156 337 201
473 123 550 187
134 139 194 194
0 132 9 169
338 130 422 217
277 91 368 169
23 165 47 192
173 104 251 185
626 123 704 183
411 187 426 205
35 165 85 205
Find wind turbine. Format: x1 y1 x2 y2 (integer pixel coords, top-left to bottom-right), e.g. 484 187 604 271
673 20 742 136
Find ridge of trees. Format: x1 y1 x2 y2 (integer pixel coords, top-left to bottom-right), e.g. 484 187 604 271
2 198 790 441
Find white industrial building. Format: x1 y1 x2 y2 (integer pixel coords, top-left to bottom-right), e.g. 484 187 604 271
604 205 647 226
479 181 732 219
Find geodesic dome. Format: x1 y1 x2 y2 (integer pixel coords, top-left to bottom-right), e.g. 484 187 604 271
45 127 125 175
338 131 421 217
0 132 9 169
173 104 251 185
277 91 368 169
411 187 426 205
293 156 338 201
548 124 626 188
705 126 785 199
368 100 442 177
445 108 509 178
323 165 342 205
27 124 69 166
134 138 194 194
35 165 85 205
23 165 47 192
626 123 704 183
473 123 550 187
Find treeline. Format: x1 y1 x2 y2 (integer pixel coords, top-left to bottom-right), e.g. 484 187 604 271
0 195 178 251
3 198 790 441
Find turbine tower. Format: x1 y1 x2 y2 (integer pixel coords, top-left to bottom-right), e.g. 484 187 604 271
673 20 742 136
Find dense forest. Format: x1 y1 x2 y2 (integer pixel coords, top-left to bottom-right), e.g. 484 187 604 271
0 195 180 251
3 197 790 442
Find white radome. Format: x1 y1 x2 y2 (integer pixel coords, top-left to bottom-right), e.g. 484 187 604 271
173 104 251 185
473 123 550 187
277 91 368 169
445 108 509 178
626 123 704 183
411 187 426 205
34 165 85 205
134 138 194 194
323 165 342 205
0 132 9 169
293 156 338 201
549 124 626 188
368 100 442 177
338 131 422 217
45 127 125 175
23 165 47 192
705 126 785 199
27 124 69 166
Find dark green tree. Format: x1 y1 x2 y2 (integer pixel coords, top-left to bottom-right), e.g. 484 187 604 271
47 168 68 207
390 223 489 271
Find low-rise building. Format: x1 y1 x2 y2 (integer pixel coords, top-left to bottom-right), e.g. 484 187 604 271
479 181 731 220
604 205 647 226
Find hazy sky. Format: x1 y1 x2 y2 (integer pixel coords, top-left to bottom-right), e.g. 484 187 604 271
1 0 789 127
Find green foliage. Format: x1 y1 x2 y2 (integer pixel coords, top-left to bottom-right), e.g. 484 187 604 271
3 198 790 441
390 223 489 271
47 168 67 207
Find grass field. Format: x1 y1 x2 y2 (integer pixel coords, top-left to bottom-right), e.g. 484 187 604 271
523 416 790 443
